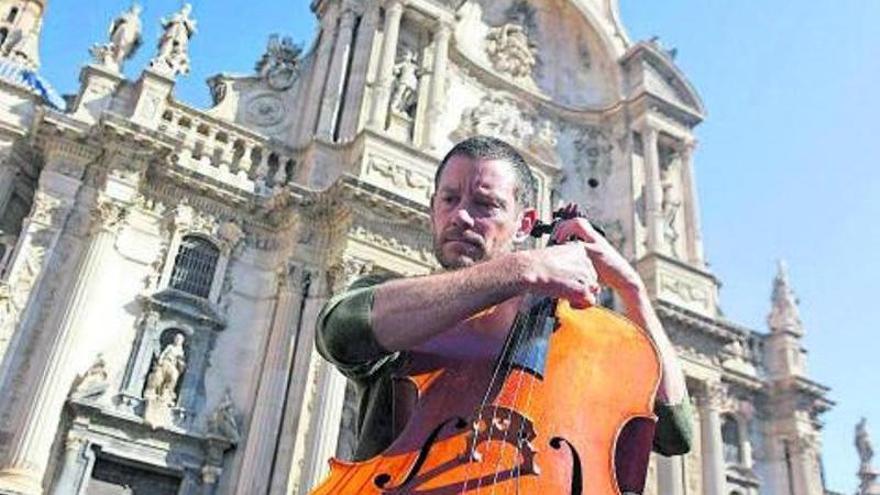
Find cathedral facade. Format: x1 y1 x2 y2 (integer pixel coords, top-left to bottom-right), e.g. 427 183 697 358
0 0 834 494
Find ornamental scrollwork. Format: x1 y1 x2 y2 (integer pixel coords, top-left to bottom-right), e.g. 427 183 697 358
486 23 537 80
256 34 302 91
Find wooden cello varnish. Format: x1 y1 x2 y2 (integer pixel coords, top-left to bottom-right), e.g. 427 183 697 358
309 298 661 495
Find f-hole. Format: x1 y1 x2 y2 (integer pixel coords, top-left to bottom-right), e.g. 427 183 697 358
550 437 584 495
374 416 469 490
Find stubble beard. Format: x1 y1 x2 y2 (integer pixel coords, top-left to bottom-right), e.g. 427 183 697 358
433 234 517 271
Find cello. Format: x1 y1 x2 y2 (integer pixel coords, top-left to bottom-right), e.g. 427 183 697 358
310 208 661 494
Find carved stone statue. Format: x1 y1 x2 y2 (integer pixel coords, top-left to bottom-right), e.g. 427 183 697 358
389 50 421 118
768 260 803 333
144 333 186 404
486 23 537 79
256 34 302 91
858 418 875 468
660 167 682 257
149 4 197 77
207 390 240 443
90 4 143 72
71 354 109 399
857 418 880 495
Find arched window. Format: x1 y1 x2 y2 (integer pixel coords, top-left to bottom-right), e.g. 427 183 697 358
6 7 18 23
169 235 219 298
722 414 743 464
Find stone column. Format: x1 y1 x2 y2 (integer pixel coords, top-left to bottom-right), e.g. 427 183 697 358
295 9 340 145
295 359 348 494
0 160 17 213
656 455 685 495
699 382 727 495
337 5 381 141
424 22 452 150
49 436 93 495
642 125 664 254
317 6 358 141
234 264 303 494
269 281 324 495
679 140 704 266
0 197 126 495
368 0 405 130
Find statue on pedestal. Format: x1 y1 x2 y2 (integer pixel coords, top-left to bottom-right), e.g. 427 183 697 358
660 167 682 257
149 4 197 77
90 4 143 72
857 418 880 495
143 333 187 428
389 50 421 119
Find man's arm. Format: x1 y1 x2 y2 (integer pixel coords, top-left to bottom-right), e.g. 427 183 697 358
372 243 600 352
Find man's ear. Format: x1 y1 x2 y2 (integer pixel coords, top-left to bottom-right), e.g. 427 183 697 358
514 208 538 243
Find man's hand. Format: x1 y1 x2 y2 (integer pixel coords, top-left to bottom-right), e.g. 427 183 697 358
519 243 600 309
547 204 688 405
552 215 644 299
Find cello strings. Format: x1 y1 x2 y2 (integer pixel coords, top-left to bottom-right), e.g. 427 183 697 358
471 300 538 495
501 301 556 495
461 300 532 495
487 298 554 494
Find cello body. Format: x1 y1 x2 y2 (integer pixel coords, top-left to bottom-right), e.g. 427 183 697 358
309 301 661 495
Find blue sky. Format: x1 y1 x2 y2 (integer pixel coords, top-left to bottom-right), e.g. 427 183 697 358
36 1 878 492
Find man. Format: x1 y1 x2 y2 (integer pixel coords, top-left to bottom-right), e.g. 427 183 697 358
316 136 693 470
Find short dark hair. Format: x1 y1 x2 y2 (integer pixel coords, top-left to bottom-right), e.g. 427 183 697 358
435 135 538 208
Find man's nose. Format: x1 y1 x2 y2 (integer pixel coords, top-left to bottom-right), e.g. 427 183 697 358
451 205 475 228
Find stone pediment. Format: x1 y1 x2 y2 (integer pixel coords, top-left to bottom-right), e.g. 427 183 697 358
621 41 705 122
143 289 226 330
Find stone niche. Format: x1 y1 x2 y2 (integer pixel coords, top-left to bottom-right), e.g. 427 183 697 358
385 15 431 142
118 288 227 430
455 0 619 109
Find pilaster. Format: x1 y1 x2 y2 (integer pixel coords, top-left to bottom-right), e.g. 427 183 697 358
0 194 129 495
656 455 685 495
368 0 405 130
0 131 96 386
641 124 663 253
337 4 381 142
316 5 358 141
423 22 451 150
295 4 341 146
679 140 704 266
234 262 307 494
698 381 727 495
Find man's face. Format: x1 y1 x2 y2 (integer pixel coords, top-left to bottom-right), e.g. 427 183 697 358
431 155 535 269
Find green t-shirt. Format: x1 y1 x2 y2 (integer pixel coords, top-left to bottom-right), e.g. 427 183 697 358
315 274 694 462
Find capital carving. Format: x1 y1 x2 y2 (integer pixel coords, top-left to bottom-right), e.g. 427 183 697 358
64 434 88 452
699 380 728 410
90 198 128 235
328 257 373 292
29 192 66 228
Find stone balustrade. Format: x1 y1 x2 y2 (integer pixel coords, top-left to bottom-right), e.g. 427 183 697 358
158 103 298 194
